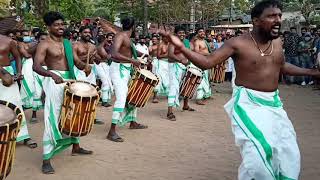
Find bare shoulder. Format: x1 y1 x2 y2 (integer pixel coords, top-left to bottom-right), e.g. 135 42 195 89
37 39 50 49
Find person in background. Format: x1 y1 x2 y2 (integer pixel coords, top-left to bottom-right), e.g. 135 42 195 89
298 32 315 86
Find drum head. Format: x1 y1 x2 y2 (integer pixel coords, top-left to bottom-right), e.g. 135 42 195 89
0 104 16 125
69 82 98 97
188 67 203 76
139 69 158 80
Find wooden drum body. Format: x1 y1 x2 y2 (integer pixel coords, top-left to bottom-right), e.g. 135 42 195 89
180 66 203 99
0 100 22 180
127 69 159 108
210 62 226 83
59 81 101 137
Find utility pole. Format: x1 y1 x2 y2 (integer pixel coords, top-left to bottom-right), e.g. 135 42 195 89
143 0 148 36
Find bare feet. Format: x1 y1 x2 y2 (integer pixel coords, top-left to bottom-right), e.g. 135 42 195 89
167 113 176 121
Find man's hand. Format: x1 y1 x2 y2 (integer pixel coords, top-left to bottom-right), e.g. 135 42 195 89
158 30 184 51
84 65 92 77
131 60 141 68
15 73 24 81
1 73 14 87
180 58 189 66
51 73 64 84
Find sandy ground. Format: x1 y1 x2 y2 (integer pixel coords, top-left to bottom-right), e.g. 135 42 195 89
6 82 320 180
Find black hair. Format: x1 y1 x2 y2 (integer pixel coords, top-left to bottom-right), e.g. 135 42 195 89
79 26 91 33
97 35 105 44
106 32 114 38
196 27 204 33
152 33 159 38
174 26 185 34
301 27 307 31
32 27 40 34
121 17 135 31
187 33 196 41
5 30 14 36
251 0 282 19
21 29 29 33
290 27 296 30
35 31 48 40
139 35 146 39
43 11 64 26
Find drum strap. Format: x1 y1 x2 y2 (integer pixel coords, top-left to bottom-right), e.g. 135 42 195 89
0 138 16 144
63 39 76 79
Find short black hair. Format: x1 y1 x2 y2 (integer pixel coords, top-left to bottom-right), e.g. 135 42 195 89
139 35 146 39
106 32 114 38
196 27 204 33
36 31 48 40
79 26 91 33
121 17 135 31
174 26 185 34
301 27 307 31
5 30 14 36
251 0 282 19
43 11 64 26
290 27 296 30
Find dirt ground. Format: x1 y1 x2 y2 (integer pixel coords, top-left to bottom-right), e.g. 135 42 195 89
6 82 320 180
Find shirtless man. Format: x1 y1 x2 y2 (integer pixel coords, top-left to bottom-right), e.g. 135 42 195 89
106 17 147 142
160 1 320 179
95 32 114 107
0 34 37 148
193 27 212 105
149 34 161 102
73 26 105 124
166 26 195 121
33 11 92 174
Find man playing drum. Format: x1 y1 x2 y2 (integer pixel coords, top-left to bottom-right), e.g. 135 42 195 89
167 26 195 121
106 17 148 142
193 27 212 105
33 11 93 174
73 26 104 125
160 1 320 179
156 36 170 99
0 34 37 149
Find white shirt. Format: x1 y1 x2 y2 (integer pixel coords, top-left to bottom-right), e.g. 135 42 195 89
135 43 149 56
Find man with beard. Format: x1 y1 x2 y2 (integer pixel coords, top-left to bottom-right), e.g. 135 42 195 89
166 26 195 121
96 32 114 107
33 11 93 174
106 17 148 142
0 33 37 149
193 27 212 105
160 1 320 179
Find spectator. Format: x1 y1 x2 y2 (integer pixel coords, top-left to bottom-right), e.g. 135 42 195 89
298 32 314 86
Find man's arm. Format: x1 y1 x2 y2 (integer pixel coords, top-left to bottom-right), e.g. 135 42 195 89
33 42 55 77
111 34 136 64
10 40 22 75
18 43 32 58
281 61 319 76
168 43 182 63
97 41 109 60
161 31 234 69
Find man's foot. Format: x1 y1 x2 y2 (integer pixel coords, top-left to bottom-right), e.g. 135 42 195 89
167 113 176 121
42 161 55 174
129 122 148 129
23 138 37 148
30 117 38 124
196 100 206 105
107 132 124 142
72 147 93 156
182 106 196 111
102 102 112 107
152 98 159 103
94 119 104 125
301 81 306 86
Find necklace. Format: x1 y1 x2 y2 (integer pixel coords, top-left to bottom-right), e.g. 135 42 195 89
249 31 273 57
49 36 65 56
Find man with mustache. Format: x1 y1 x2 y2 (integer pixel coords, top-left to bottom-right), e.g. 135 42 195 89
33 11 93 174
160 0 320 179
193 27 212 105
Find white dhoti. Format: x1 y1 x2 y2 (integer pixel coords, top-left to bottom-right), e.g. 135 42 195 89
168 63 186 107
224 86 300 180
95 62 113 103
74 65 97 85
231 64 236 88
0 66 30 142
153 58 169 96
196 70 212 100
20 58 35 108
110 62 137 126
42 70 79 160
32 66 47 111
